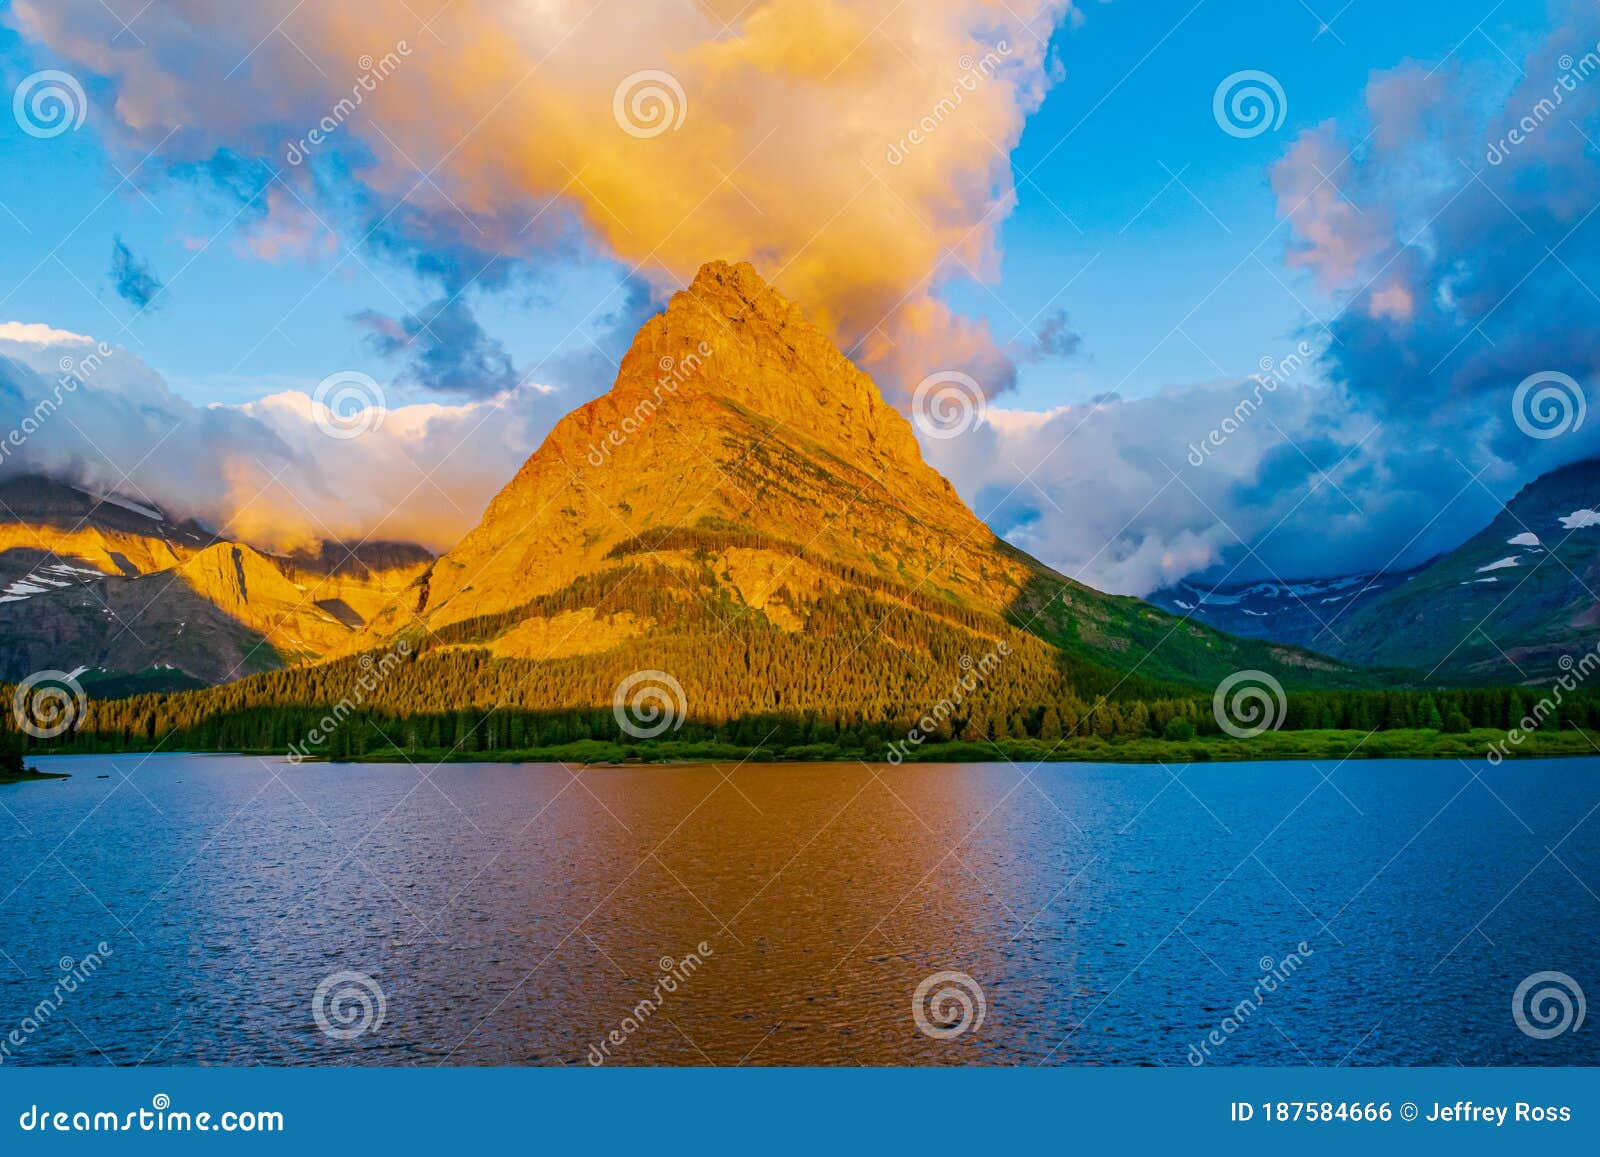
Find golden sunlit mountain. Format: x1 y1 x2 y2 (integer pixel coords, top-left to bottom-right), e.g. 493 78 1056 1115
0 476 430 687
355 260 1353 697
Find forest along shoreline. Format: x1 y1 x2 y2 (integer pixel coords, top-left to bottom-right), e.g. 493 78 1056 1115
27 726 1600 767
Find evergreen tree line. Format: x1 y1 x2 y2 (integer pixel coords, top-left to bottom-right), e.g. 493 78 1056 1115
5 531 1590 761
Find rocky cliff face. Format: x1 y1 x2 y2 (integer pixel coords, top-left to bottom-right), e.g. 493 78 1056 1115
387 260 1033 635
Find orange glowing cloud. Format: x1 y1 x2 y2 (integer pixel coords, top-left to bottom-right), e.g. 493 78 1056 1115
12 0 1079 401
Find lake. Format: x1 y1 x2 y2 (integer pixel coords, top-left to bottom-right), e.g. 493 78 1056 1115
2 754 1597 1066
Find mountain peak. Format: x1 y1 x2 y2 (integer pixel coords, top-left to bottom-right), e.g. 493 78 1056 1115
392 258 1019 630
685 258 774 306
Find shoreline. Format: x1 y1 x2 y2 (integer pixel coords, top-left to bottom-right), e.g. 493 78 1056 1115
0 768 70 785
33 727 1600 767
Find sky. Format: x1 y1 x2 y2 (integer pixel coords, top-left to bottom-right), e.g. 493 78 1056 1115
0 0 1590 596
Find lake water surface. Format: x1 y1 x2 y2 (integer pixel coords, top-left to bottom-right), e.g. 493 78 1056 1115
2 754 1597 1066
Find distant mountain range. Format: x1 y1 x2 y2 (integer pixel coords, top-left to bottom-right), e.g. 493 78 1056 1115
1151 457 1600 683
0 475 430 689
1148 569 1422 652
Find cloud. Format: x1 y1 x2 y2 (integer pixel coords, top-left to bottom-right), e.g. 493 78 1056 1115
0 322 95 346
356 297 521 398
1033 308 1084 359
918 0 1600 597
0 325 556 552
109 236 163 309
7 0 1084 399
1270 0 1600 466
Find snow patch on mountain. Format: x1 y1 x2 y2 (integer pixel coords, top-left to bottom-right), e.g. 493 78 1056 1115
1560 508 1600 529
1508 531 1542 547
1476 556 1520 573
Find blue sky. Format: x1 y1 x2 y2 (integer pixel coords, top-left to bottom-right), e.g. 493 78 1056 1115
0 0 1539 410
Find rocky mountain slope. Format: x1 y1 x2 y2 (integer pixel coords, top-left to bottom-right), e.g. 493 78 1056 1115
0 476 430 686
1325 458 1600 681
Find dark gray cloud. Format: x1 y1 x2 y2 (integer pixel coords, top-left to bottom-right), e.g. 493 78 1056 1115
356 296 521 399
109 236 163 310
1033 309 1084 359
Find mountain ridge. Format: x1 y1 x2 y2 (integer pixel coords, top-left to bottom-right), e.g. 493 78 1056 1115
0 475 432 686
1148 457 1600 683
